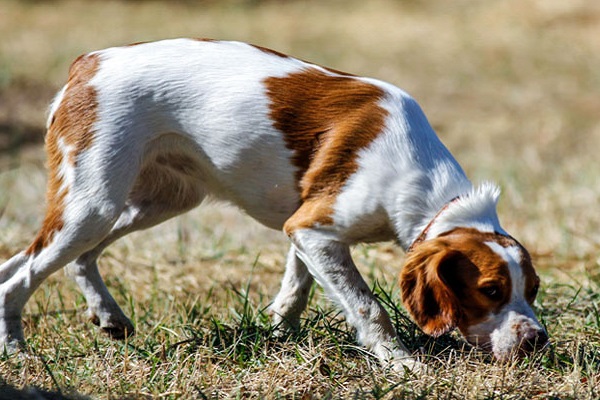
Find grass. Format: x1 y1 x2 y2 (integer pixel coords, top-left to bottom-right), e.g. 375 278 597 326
1 267 598 398
1 0 600 398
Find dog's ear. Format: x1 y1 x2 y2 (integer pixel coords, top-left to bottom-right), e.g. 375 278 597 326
400 240 462 337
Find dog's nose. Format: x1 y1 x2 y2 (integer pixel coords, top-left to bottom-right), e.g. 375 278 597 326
520 329 549 353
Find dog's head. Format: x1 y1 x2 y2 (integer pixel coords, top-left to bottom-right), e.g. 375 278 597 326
400 227 548 360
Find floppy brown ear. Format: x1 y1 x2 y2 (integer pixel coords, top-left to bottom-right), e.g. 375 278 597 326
400 240 462 337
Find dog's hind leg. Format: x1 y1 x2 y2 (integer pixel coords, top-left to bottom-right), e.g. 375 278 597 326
64 206 153 340
65 151 206 339
0 162 133 352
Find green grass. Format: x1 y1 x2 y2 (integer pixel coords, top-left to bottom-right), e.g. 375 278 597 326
1 270 598 398
1 0 600 398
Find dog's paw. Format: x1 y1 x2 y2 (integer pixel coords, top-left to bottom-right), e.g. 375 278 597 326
0 335 25 357
371 341 428 375
389 356 428 375
0 317 25 356
268 306 301 336
87 309 134 339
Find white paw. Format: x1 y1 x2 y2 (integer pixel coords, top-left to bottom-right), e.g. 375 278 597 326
388 356 428 375
0 334 24 356
87 309 134 339
268 306 301 334
370 341 428 375
0 316 24 356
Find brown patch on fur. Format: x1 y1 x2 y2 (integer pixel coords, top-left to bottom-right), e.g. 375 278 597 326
251 44 290 59
126 41 149 47
252 44 354 77
400 241 463 336
319 66 355 77
283 199 335 235
400 228 530 337
193 38 217 42
265 68 387 232
437 227 519 248
26 53 100 255
54 53 99 163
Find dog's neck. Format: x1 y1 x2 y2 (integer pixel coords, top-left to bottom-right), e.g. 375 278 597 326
393 180 506 251
406 196 461 253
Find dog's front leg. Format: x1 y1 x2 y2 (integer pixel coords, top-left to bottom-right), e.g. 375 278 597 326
269 246 314 331
288 228 419 371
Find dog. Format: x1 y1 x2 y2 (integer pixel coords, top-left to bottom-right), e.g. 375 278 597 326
0 39 548 369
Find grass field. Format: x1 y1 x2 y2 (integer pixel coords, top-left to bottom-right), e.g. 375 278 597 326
1 0 599 398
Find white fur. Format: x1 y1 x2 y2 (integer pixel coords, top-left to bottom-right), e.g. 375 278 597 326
425 182 506 241
0 39 529 370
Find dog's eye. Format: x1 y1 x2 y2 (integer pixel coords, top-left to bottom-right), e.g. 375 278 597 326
527 282 540 302
479 285 502 301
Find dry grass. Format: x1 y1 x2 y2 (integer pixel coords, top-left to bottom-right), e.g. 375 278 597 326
1 0 599 398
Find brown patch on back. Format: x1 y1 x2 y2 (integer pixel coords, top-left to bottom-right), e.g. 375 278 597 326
265 68 387 232
251 44 354 77
126 41 149 47
26 53 100 255
251 44 290 59
52 53 99 163
319 66 355 77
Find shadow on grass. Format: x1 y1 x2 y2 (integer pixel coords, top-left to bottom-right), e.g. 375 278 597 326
0 382 88 400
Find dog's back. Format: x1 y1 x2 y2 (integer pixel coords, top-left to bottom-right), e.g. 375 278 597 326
50 38 463 234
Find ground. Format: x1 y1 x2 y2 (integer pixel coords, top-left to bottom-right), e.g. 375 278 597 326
0 0 599 398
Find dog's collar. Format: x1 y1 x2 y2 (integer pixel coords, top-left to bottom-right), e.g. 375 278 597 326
407 196 460 253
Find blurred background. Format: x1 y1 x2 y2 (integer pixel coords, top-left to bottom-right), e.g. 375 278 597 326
1 0 599 269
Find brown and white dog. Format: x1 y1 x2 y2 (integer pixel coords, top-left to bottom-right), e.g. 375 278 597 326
0 39 547 369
